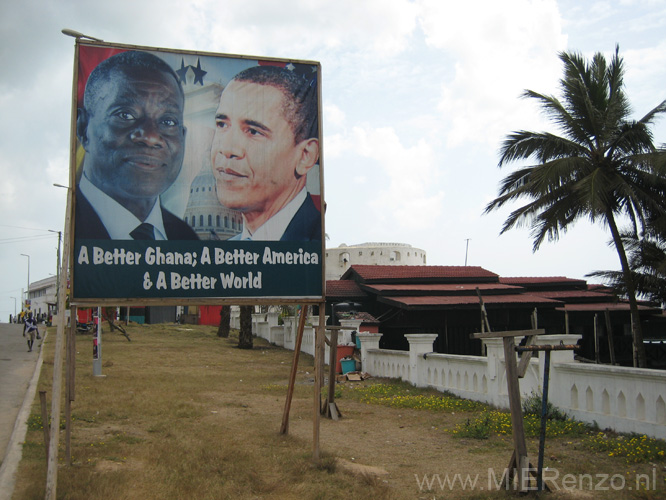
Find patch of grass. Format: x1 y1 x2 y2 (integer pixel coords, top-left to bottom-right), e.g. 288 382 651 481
340 380 485 412
585 432 666 464
521 390 567 421
26 413 68 431
449 409 591 440
110 433 144 445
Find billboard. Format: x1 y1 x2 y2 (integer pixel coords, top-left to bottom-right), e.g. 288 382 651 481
70 41 324 304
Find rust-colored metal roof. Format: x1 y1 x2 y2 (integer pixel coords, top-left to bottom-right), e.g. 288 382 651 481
325 280 366 298
556 303 656 312
351 311 379 324
529 290 617 301
499 276 586 285
361 282 522 295
379 293 561 310
342 265 499 283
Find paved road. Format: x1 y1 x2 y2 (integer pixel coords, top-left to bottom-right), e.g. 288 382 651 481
0 322 41 463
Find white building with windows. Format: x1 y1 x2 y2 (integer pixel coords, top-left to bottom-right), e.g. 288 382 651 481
325 242 427 281
27 276 57 319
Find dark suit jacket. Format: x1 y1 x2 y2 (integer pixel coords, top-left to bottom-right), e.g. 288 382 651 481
281 193 322 241
75 188 199 240
230 193 322 241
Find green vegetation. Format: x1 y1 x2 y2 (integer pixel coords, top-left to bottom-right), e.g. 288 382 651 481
449 410 590 440
484 46 666 368
586 432 666 464
340 380 485 412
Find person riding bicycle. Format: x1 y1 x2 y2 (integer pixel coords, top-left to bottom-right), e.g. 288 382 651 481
23 313 39 352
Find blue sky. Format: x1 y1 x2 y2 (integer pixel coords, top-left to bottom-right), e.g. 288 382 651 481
1 0 665 319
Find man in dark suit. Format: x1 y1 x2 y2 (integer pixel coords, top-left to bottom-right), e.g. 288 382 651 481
75 50 197 240
210 65 321 241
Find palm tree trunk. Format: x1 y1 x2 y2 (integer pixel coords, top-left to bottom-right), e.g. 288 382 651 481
238 305 253 349
217 305 230 338
606 211 647 367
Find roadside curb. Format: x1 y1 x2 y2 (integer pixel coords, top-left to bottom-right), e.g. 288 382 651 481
0 331 47 500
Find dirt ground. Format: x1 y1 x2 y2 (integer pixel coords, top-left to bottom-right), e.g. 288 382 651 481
11 324 666 500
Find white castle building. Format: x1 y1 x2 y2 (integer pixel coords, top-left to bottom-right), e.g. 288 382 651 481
325 242 427 281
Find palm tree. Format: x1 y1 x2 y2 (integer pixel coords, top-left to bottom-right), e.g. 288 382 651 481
217 305 230 338
589 215 666 306
238 305 253 349
484 46 666 368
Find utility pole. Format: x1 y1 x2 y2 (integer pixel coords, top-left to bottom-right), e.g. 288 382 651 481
48 230 62 314
464 238 471 266
21 254 30 311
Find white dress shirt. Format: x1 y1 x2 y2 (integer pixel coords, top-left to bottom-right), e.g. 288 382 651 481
79 174 168 240
237 188 307 241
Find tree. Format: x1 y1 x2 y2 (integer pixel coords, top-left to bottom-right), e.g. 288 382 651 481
217 305 230 338
238 305 253 349
484 46 666 368
589 215 666 306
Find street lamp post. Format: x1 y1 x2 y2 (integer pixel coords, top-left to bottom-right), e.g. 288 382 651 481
20 253 30 312
48 230 62 314
10 296 16 320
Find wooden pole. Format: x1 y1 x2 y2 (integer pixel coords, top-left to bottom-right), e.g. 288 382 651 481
39 391 50 460
604 309 616 366
503 336 529 491
46 35 78 500
325 329 340 418
65 306 76 464
476 288 492 333
313 304 325 460
45 189 72 499
594 313 600 364
280 305 308 435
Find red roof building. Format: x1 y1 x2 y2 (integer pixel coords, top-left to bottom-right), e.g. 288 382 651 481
326 265 663 366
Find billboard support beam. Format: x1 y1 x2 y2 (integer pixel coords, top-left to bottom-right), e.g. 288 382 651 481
312 304 325 460
280 305 308 435
45 185 74 500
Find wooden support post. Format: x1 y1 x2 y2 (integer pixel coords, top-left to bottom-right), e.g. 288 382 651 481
325 329 341 419
594 313 600 364
472 327 548 492
39 391 50 460
537 350 551 492
516 335 536 379
45 162 73 500
313 304 325 460
326 329 337 411
604 309 616 366
502 336 529 491
280 305 308 435
476 288 492 333
65 305 76 464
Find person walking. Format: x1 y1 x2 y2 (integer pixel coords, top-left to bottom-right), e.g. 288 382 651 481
23 313 39 352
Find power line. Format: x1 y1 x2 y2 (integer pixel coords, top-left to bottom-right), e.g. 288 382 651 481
0 234 57 245
0 224 60 232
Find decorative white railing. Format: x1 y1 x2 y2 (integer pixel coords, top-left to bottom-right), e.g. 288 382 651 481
248 316 666 440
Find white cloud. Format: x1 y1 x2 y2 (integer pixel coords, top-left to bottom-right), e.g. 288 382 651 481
324 103 346 128
187 0 420 58
417 0 567 148
350 126 443 230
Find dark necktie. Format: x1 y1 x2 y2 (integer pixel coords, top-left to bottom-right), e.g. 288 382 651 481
130 223 155 240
